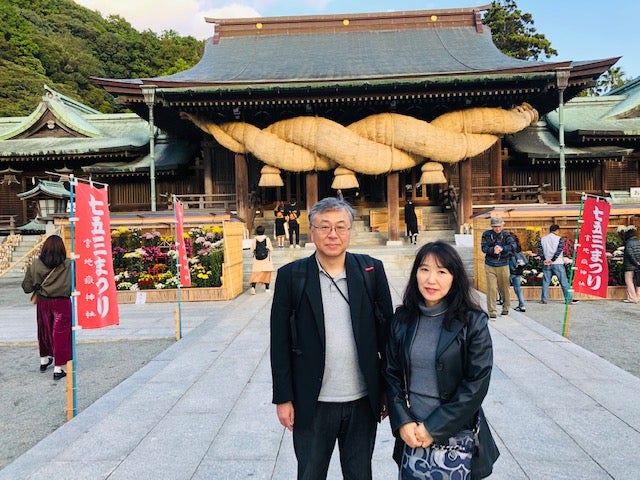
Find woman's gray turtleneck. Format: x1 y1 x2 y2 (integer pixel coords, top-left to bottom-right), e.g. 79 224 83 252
408 301 448 421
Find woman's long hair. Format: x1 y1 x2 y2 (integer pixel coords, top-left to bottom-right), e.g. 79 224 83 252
399 241 482 329
39 235 67 269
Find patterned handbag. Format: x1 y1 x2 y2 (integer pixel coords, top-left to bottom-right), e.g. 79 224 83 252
401 429 475 480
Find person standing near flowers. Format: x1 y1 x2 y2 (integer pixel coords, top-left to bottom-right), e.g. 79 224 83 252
22 234 72 380
509 233 527 312
481 215 516 318
385 241 499 479
538 224 579 305
619 225 640 303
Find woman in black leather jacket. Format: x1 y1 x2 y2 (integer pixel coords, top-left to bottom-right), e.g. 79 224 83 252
385 241 499 479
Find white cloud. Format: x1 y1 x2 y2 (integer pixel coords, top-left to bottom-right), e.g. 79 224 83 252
74 0 261 39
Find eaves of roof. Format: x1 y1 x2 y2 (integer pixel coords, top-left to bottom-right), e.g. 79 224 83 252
0 136 148 158
546 95 640 136
81 138 196 175
505 120 633 162
17 180 70 199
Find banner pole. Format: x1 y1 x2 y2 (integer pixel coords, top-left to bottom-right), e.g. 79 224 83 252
68 174 78 419
562 193 586 337
173 195 183 340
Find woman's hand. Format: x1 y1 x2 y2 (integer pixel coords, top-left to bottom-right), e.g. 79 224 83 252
399 422 433 449
414 422 434 448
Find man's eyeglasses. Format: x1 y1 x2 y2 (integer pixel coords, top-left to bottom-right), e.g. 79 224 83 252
311 224 351 235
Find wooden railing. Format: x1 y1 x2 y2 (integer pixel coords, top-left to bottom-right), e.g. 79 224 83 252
0 229 55 279
471 184 552 204
0 215 16 235
173 194 237 212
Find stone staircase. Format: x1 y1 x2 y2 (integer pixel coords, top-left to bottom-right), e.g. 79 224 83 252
0 234 42 280
241 241 474 290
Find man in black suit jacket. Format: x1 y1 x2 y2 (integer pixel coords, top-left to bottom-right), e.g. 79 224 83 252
271 197 394 480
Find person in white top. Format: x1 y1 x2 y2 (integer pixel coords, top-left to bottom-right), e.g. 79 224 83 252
538 224 579 305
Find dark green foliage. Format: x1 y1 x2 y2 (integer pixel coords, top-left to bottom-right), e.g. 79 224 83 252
0 0 203 116
483 0 557 61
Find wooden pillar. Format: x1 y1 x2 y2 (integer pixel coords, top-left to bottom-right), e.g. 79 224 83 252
492 141 503 201
387 172 399 242
600 161 608 197
203 147 213 195
235 153 249 221
461 159 472 228
305 172 318 211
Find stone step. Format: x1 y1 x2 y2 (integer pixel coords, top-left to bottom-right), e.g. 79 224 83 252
242 243 474 288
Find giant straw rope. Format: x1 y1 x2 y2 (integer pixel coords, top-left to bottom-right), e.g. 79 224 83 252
180 103 537 175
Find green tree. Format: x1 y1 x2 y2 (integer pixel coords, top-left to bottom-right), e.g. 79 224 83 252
582 66 628 96
0 0 203 115
483 0 557 60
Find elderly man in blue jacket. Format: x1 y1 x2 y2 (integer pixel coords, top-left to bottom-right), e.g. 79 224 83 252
481 215 516 318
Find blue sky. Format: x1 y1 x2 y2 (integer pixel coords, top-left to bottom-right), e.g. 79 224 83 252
74 0 640 80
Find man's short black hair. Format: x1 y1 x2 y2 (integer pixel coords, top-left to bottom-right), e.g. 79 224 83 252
550 224 560 232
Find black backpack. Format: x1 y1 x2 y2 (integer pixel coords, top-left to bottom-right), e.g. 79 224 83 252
254 238 269 260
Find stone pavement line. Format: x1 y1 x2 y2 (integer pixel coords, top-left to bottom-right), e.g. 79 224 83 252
485 312 640 480
3 268 640 479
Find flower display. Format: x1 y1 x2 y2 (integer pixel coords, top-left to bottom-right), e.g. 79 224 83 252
111 226 224 290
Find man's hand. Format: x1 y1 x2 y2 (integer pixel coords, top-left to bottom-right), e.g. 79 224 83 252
379 393 389 421
277 401 295 431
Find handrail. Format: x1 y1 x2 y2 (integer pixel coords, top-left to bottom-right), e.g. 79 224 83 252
0 215 16 235
173 193 237 213
0 228 59 280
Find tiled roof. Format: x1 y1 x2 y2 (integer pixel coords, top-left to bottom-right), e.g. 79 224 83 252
152 26 546 85
0 86 149 158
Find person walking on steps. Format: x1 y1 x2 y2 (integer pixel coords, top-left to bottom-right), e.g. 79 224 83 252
538 224 579 305
22 234 72 380
270 196 394 480
285 198 301 248
404 199 419 245
249 225 274 294
274 210 287 248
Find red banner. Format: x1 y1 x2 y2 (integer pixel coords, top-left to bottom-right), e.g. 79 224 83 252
75 183 119 329
572 196 610 298
174 200 191 287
